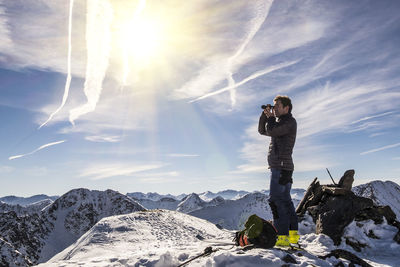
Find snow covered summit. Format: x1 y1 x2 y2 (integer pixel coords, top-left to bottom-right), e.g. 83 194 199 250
0 188 145 265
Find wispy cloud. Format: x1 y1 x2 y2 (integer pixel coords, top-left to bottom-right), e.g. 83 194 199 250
350 112 395 125
69 0 113 124
360 142 400 155
79 162 166 180
224 0 273 107
9 140 66 160
85 135 122 143
167 154 199 158
0 165 14 173
190 60 300 103
0 1 12 54
234 120 334 174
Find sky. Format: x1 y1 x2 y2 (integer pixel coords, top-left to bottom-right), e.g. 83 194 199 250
0 0 399 197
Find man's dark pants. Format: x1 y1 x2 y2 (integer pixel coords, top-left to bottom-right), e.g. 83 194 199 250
268 168 298 235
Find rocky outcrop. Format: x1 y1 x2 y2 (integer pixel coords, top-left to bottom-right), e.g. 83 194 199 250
296 170 400 246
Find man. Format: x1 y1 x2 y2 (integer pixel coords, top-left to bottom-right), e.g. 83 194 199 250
258 95 299 247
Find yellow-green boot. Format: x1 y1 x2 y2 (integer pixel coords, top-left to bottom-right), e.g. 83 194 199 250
289 230 300 244
275 235 290 247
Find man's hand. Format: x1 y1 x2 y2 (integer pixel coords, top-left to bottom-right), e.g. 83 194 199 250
263 107 274 118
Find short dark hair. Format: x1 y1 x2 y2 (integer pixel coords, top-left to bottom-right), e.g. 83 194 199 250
274 95 292 113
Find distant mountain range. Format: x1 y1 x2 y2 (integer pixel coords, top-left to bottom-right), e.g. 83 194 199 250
1 180 400 266
0 194 58 207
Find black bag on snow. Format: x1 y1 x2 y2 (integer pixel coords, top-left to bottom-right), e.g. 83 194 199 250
234 214 277 248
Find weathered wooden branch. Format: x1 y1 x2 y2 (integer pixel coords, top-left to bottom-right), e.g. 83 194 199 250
296 177 318 215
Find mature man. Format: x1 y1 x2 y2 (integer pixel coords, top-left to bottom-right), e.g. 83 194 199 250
258 95 299 247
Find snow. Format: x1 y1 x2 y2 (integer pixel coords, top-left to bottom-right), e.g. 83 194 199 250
2 182 400 266
37 210 399 267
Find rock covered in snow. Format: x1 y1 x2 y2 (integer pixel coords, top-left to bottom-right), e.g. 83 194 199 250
297 177 400 247
0 236 32 267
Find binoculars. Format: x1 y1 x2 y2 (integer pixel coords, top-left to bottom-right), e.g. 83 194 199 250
261 104 274 110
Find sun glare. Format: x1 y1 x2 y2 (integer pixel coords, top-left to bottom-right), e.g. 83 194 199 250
118 13 166 85
124 17 164 61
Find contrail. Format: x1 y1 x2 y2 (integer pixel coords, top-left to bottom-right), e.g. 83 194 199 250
39 0 74 129
122 0 146 86
360 142 400 155
350 111 395 125
190 60 299 103
226 0 273 107
9 140 67 160
69 0 113 124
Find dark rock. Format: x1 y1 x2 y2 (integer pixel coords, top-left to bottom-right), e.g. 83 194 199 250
394 230 400 244
297 170 399 246
319 249 372 267
345 238 366 252
282 254 297 264
315 193 373 245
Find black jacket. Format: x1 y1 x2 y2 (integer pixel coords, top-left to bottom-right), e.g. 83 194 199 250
258 112 297 171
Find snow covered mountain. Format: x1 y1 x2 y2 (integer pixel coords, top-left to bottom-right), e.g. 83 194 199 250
0 188 145 265
1 180 400 266
0 199 53 215
38 209 399 267
133 197 180 210
127 192 181 201
198 190 249 201
190 192 302 230
0 194 58 207
353 180 400 219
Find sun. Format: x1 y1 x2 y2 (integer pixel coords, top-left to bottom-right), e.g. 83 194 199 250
123 17 164 61
116 10 167 85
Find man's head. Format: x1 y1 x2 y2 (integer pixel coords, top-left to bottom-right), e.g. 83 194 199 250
273 95 292 117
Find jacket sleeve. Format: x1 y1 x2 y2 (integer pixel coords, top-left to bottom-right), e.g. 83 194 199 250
258 112 268 135
266 117 295 137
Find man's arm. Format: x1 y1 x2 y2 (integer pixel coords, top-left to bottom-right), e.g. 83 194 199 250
266 118 295 137
258 112 274 136
258 112 267 135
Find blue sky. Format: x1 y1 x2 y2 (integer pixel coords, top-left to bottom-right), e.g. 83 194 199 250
1 0 399 197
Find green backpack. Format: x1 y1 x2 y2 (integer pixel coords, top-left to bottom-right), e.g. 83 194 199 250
234 214 277 248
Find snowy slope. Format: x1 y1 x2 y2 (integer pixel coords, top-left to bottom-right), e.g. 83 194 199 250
38 210 399 267
353 180 400 219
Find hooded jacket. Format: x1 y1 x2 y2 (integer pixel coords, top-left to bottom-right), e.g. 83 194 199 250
258 112 297 171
